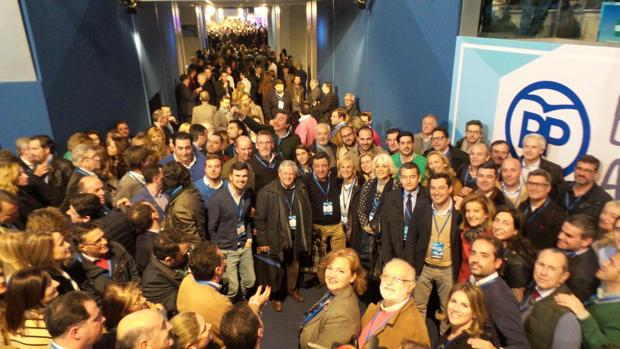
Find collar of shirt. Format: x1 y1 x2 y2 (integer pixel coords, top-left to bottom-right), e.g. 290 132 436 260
470 272 499 286
596 287 620 301
281 182 296 190
380 297 410 312
432 199 453 216
502 183 523 196
204 280 222 290
522 158 541 170
535 286 556 300
81 252 101 263
442 148 450 156
21 157 34 169
174 153 197 169
78 167 97 176
129 171 145 184
204 177 224 189
403 187 419 198
299 113 312 121
227 183 244 205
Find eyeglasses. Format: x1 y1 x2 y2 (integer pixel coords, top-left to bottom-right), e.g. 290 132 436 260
575 166 596 174
341 133 354 138
431 137 446 142
525 181 550 188
379 273 413 285
466 129 481 135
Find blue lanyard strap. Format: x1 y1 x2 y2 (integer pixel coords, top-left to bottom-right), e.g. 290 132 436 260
196 279 222 291
524 198 551 224
312 173 331 197
254 154 276 169
364 308 395 341
302 292 333 325
432 210 452 238
564 190 583 211
284 190 296 212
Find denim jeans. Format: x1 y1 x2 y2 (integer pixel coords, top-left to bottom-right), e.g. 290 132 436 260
222 246 256 299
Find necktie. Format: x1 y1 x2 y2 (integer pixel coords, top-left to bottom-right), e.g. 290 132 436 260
531 289 541 304
405 194 413 224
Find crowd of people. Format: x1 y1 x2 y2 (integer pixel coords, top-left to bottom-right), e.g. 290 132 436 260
0 39 619 349
207 19 268 51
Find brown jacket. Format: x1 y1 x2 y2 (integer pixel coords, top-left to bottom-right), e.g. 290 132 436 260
177 275 231 349
360 298 430 349
163 185 205 243
299 286 360 349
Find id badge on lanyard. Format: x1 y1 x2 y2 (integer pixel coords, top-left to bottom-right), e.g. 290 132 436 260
323 201 333 216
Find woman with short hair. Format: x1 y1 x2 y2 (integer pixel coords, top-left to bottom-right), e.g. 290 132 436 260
170 312 212 349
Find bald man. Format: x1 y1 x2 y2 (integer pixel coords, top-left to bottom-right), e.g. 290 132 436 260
310 123 337 167
501 158 528 208
359 259 429 349
222 135 256 192
116 309 173 349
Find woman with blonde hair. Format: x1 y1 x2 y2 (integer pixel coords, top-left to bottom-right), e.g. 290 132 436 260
22 231 77 295
424 150 463 195
437 283 495 349
458 193 496 282
63 132 93 161
0 231 28 277
25 207 72 236
231 81 246 106
170 312 212 349
299 248 367 349
0 157 42 219
146 126 171 161
594 200 620 263
359 153 375 181
337 155 364 240
352 153 399 303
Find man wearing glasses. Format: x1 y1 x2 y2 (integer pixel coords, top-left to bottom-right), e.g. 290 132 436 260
455 119 485 153
556 155 612 218
358 259 430 349
518 169 568 250
426 126 469 174
70 222 140 301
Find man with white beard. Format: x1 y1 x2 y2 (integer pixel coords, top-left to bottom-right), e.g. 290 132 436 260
358 259 430 349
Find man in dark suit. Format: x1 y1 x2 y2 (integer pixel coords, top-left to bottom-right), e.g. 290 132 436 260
141 229 190 316
264 79 292 123
469 237 530 349
425 127 469 174
176 73 199 124
382 162 428 262
314 82 338 124
61 144 103 211
555 154 612 219
519 169 568 250
520 133 564 189
556 213 600 301
476 161 513 210
28 135 72 206
197 69 218 107
404 173 462 330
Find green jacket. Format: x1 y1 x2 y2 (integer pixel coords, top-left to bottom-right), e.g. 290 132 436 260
581 293 620 349
391 153 427 183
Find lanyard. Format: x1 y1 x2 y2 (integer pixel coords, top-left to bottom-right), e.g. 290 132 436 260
254 154 276 169
284 190 296 212
433 210 452 238
364 308 395 341
524 198 551 224
167 185 183 198
341 179 355 213
75 168 93 177
312 173 331 197
277 128 291 147
463 166 475 187
564 190 583 211
302 292 333 326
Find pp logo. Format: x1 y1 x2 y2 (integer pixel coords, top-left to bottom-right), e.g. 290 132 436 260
505 81 590 176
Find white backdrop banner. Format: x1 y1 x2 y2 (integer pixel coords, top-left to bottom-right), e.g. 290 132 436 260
448 36 620 199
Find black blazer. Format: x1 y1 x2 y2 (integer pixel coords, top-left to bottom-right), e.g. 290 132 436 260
518 199 567 250
176 83 197 116
566 247 600 302
539 157 565 188
403 201 463 281
381 188 429 262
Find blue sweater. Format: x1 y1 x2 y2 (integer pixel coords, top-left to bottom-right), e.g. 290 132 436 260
207 185 252 250
160 153 206 182
193 178 228 209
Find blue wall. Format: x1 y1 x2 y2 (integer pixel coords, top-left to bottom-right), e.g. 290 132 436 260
0 81 53 149
2 0 180 152
317 0 462 135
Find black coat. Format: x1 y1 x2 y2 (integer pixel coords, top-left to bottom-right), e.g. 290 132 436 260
315 92 338 124
255 179 313 258
61 169 88 210
69 241 140 300
176 83 197 117
555 182 612 218
265 90 292 122
539 157 565 189
404 201 463 281
141 255 185 315
17 159 63 207
518 199 567 250
135 231 158 272
94 210 136 256
566 247 600 302
381 188 429 262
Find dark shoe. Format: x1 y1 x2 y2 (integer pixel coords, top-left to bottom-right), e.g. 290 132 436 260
288 290 305 303
272 301 283 312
